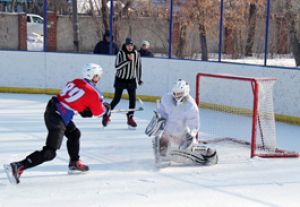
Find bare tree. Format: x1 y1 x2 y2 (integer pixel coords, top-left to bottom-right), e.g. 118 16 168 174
175 20 189 58
101 0 109 31
171 0 221 60
245 1 258 56
245 0 266 57
223 0 247 59
87 0 103 38
72 0 79 51
194 0 209 61
30 0 44 15
47 0 70 15
284 0 300 66
112 0 134 43
11 0 16 12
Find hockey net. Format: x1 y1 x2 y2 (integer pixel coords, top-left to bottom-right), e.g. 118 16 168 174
195 73 299 158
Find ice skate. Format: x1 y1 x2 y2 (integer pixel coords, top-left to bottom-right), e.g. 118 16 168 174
68 160 89 174
127 114 137 129
3 162 24 184
102 114 111 127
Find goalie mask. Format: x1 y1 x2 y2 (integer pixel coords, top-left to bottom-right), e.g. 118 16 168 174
171 79 190 104
82 63 103 80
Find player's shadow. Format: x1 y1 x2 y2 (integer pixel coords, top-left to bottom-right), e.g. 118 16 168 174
27 159 155 173
0 158 155 181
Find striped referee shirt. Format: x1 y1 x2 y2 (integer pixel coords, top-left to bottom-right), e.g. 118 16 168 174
115 49 142 81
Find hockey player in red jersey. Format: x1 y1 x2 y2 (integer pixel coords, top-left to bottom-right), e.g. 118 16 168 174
3 63 111 184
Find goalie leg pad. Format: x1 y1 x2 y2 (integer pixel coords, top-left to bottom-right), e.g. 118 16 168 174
152 136 172 166
152 136 160 164
169 146 218 166
204 148 218 166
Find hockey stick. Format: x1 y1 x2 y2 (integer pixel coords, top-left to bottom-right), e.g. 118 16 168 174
137 97 144 108
110 97 144 113
111 107 144 113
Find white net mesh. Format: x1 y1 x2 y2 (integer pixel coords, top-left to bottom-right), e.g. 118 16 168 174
256 80 276 153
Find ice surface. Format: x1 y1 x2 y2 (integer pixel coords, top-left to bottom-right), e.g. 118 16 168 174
1 93 300 207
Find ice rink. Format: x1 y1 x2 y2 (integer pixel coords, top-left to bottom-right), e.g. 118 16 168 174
1 93 300 207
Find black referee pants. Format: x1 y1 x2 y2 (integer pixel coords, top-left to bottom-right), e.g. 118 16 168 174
110 87 136 116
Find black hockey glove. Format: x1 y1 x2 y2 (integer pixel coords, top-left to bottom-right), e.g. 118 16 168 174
79 107 93 118
138 80 143 85
103 102 111 117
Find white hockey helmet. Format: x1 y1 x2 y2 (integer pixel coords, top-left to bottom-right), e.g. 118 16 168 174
171 79 190 104
82 63 103 80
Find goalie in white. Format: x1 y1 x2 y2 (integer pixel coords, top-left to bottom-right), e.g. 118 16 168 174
145 79 218 166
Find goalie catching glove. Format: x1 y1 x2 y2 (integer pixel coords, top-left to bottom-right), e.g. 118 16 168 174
145 111 166 137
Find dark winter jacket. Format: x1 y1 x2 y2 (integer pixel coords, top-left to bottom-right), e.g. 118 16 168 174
93 33 119 55
138 48 154 57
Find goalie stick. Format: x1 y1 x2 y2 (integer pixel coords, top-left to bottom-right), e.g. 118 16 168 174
169 147 218 166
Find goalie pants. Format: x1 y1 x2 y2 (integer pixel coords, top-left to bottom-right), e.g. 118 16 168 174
20 99 81 170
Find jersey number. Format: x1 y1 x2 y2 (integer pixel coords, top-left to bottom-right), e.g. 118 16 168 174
60 82 85 102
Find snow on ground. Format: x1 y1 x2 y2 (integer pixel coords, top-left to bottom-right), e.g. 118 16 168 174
27 33 43 51
221 57 297 68
1 93 300 207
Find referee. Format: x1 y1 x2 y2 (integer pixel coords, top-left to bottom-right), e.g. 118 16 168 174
102 37 143 128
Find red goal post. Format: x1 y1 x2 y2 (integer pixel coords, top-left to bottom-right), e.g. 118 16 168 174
195 73 299 158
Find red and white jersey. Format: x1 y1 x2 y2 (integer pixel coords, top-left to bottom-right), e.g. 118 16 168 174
57 79 105 117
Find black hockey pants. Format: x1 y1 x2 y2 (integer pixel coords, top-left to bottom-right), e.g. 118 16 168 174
21 98 81 170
